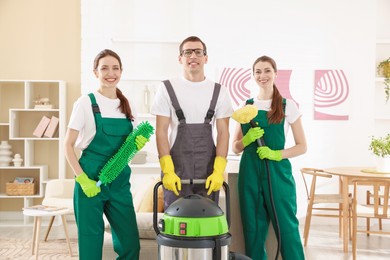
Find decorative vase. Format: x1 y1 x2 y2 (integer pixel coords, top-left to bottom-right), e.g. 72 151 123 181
0 140 13 167
376 156 390 173
380 63 390 78
12 153 23 167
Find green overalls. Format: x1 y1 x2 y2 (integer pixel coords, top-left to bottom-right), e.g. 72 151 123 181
238 99 304 260
74 93 140 260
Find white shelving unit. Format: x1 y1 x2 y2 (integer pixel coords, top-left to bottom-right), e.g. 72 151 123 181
374 40 390 137
0 80 66 225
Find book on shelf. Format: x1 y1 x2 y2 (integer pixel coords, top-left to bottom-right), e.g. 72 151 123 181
43 115 59 138
32 116 51 137
14 177 34 184
23 205 67 212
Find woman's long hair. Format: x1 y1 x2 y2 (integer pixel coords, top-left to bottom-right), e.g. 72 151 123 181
94 49 134 120
252 55 284 124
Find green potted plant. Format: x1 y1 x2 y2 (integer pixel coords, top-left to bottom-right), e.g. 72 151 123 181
377 57 390 103
369 133 390 173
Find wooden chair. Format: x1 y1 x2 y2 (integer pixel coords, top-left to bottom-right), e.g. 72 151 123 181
352 179 390 260
300 168 352 246
365 187 386 234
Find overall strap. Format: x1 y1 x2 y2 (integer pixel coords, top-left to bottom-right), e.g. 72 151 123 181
88 93 100 113
245 98 254 105
246 98 286 111
88 93 102 129
204 83 221 124
163 80 186 123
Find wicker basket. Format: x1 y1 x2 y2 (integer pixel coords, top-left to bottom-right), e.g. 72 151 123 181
6 182 36 196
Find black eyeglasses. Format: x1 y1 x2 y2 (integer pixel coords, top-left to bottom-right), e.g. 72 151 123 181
180 49 206 57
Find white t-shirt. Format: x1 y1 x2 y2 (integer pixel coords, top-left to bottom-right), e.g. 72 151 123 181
242 98 302 138
151 77 233 146
67 91 138 150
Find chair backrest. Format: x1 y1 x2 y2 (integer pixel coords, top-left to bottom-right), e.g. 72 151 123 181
300 168 333 200
42 179 75 210
353 179 390 218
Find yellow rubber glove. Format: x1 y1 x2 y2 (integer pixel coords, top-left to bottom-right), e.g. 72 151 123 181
75 172 101 198
242 127 264 147
206 156 227 195
159 155 181 196
135 135 149 151
256 146 282 161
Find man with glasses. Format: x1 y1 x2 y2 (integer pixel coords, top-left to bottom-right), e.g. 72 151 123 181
151 36 233 209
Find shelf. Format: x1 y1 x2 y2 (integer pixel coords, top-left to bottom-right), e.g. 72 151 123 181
130 162 160 169
0 193 43 198
0 80 66 224
375 36 390 137
0 166 46 169
375 116 390 120
227 154 242 161
376 39 390 44
111 38 181 44
376 77 385 83
9 109 60 139
0 165 48 197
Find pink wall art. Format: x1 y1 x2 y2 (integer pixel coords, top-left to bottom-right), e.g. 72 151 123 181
218 68 350 121
219 68 298 107
314 70 349 120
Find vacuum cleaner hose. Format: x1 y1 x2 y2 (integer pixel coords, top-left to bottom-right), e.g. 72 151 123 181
250 120 281 260
249 120 265 146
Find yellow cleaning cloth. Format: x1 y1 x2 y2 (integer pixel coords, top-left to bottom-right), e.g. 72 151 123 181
232 105 258 124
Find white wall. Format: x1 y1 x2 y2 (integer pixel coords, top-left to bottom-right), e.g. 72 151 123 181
81 0 388 218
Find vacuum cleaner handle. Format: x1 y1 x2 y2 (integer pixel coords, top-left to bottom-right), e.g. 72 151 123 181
153 181 163 235
180 179 207 184
152 179 231 235
250 120 265 147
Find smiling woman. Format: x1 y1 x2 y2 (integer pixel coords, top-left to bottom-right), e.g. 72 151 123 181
64 49 151 259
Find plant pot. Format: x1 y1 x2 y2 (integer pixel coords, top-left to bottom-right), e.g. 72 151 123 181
376 156 390 173
380 63 390 78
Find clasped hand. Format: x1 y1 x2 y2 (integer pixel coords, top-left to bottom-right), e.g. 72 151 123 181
135 135 149 151
242 127 264 147
160 155 181 196
205 156 227 195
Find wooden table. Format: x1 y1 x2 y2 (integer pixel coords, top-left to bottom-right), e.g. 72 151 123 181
23 207 73 259
323 166 390 252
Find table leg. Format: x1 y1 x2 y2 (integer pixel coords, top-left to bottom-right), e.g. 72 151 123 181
34 216 42 260
61 214 73 257
44 216 55 241
342 177 349 252
31 216 38 254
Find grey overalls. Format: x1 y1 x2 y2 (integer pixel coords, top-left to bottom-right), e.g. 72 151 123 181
162 80 221 209
74 93 140 260
238 98 304 260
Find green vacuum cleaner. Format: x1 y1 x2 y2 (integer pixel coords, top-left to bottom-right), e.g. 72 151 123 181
153 179 251 260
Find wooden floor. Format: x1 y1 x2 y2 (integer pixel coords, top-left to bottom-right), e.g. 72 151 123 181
0 221 389 259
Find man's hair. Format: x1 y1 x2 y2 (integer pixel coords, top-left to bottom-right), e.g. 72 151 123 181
179 36 207 55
